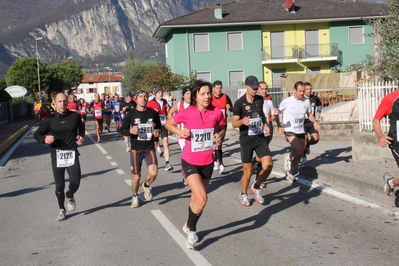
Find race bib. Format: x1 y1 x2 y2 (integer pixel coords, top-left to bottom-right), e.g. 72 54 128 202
293 115 305 133
115 106 120 112
248 117 262 135
159 114 167 126
138 123 154 141
94 109 102 118
56 150 75 168
191 128 214 152
79 108 86 114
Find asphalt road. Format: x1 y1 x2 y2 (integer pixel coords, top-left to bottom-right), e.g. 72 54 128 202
1 120 399 266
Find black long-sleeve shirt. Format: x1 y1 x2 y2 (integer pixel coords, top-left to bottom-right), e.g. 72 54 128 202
34 110 85 150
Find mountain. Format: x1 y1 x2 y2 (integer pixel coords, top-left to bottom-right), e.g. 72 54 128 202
0 0 230 78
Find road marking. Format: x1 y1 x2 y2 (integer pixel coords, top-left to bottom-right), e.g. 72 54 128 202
0 127 34 167
110 162 117 166
151 209 212 266
106 156 112 160
125 179 131 186
117 169 125 175
86 132 107 154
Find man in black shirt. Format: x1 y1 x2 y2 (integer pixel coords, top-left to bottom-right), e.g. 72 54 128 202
120 90 161 208
302 82 322 164
34 92 85 221
120 92 137 152
232 76 273 207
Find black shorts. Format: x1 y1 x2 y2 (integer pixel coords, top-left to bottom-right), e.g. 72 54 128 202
94 118 103 124
304 119 319 135
390 145 399 168
284 132 306 139
130 150 158 175
219 125 228 141
160 126 168 139
80 114 87 120
181 159 213 180
104 112 112 118
113 116 120 122
239 135 271 163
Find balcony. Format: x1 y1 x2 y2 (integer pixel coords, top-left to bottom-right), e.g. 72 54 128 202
262 43 340 64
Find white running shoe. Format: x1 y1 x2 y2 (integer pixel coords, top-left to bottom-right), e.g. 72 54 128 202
56 209 66 221
165 163 173 171
126 147 130 153
66 197 76 212
141 182 153 201
185 230 197 249
249 183 264 204
301 157 308 165
213 161 219 170
284 154 292 172
238 193 250 206
130 196 140 208
286 171 297 183
383 172 395 196
182 223 199 242
218 164 225 174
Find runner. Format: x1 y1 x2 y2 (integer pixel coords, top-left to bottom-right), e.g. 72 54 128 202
164 90 176 108
103 94 113 132
112 94 122 136
165 80 225 249
301 82 322 164
373 90 399 196
149 85 173 171
257 81 275 144
33 92 85 221
90 93 105 143
120 92 137 152
276 81 321 182
120 90 161 208
232 75 273 207
77 98 89 123
211 80 233 174
36 101 52 122
67 94 78 112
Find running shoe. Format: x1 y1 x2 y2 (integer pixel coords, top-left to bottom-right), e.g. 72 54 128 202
107 128 110 133
165 163 174 171
182 223 199 242
286 171 297 183
130 195 140 208
249 183 264 204
238 193 250 206
383 172 395 196
141 182 153 201
182 177 187 186
125 147 130 153
56 209 66 221
284 154 292 172
185 230 197 249
66 197 76 212
219 164 225 174
306 146 310 155
260 183 267 189
301 157 308 165
213 161 219 170
97 137 101 143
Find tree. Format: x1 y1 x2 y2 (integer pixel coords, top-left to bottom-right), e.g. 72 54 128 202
136 65 194 92
363 0 399 80
47 62 84 96
0 78 11 102
122 54 158 93
6 58 49 99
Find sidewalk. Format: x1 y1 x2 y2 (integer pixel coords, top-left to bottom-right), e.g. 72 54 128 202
1 119 397 207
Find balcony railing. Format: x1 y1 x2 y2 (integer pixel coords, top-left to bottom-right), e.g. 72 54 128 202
262 43 339 63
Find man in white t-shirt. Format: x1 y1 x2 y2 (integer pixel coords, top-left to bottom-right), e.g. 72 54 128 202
276 81 321 183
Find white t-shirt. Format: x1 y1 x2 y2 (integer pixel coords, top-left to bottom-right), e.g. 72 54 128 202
278 96 311 134
263 99 274 123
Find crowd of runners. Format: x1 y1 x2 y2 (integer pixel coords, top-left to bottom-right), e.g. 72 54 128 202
35 75 399 249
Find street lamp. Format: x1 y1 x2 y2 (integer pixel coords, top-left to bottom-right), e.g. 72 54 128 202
35 37 43 98
108 68 112 95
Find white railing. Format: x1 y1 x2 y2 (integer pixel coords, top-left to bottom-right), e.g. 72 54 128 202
358 81 398 133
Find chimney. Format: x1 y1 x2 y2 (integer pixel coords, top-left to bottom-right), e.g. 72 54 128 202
284 0 295 13
214 3 223 19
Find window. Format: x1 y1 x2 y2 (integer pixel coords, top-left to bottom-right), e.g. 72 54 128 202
227 32 243 50
306 67 320 73
88 88 97 93
349 27 364 45
272 69 285 88
196 72 211 82
271 32 285 59
229 71 244 87
193 34 209 52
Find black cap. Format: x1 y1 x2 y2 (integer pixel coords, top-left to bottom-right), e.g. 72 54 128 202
182 86 191 95
245 76 259 89
126 92 134 97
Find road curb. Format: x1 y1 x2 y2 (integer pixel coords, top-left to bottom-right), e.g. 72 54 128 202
0 125 30 156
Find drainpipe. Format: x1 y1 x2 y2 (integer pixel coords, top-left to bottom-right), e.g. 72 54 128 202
186 28 192 76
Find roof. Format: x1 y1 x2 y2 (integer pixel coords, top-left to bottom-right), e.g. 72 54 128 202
81 73 123 83
153 0 388 39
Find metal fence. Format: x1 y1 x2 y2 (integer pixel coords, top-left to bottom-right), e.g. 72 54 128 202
358 81 398 133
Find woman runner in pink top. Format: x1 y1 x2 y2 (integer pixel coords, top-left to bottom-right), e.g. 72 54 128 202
165 80 225 250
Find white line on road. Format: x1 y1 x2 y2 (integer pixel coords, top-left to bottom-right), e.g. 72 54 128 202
151 209 212 266
117 169 125 175
106 156 112 160
125 179 131 186
110 162 117 166
86 131 107 154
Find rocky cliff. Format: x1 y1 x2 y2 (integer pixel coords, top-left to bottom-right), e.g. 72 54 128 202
0 0 229 71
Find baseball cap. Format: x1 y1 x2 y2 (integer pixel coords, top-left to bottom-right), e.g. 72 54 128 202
153 85 163 94
126 92 134 97
245 76 259 89
182 86 191 95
